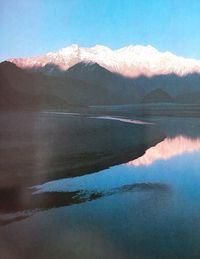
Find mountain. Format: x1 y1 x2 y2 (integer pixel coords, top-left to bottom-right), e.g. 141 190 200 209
0 61 70 110
0 61 139 110
142 89 174 103
9 44 200 98
10 44 200 77
65 62 140 102
65 62 200 97
2 44 200 109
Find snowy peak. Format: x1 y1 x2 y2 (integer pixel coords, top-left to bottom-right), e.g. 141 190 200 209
9 44 200 77
116 44 158 54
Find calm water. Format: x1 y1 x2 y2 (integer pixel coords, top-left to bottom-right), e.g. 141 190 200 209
0 112 200 259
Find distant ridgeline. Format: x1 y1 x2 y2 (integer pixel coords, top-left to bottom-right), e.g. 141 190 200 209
1 44 200 112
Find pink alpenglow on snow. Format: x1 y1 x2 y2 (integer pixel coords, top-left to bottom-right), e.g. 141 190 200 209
10 44 200 77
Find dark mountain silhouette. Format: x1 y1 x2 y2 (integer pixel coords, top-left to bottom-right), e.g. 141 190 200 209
66 63 200 105
0 61 138 110
1 60 200 110
28 61 200 97
0 62 69 110
65 62 140 102
142 89 174 103
30 62 67 76
31 61 200 98
133 73 200 96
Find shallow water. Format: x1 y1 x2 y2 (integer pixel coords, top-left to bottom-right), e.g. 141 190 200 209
0 112 200 259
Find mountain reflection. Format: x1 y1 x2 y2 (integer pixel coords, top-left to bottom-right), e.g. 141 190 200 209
0 182 170 226
0 112 164 188
128 135 200 166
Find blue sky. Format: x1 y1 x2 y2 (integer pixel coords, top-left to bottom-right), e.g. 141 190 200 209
1 0 200 61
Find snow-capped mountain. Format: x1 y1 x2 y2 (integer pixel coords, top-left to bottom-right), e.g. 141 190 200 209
10 44 200 77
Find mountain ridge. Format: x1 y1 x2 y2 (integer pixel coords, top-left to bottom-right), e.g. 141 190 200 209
0 61 140 110
9 44 200 77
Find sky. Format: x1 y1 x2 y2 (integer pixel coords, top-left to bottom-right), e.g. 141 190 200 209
1 0 200 61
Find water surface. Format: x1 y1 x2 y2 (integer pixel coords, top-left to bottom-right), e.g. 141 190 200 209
0 112 200 259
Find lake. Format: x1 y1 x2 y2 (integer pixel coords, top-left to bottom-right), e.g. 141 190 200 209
0 112 200 259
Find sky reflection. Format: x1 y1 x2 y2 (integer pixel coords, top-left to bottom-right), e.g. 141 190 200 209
34 135 200 196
